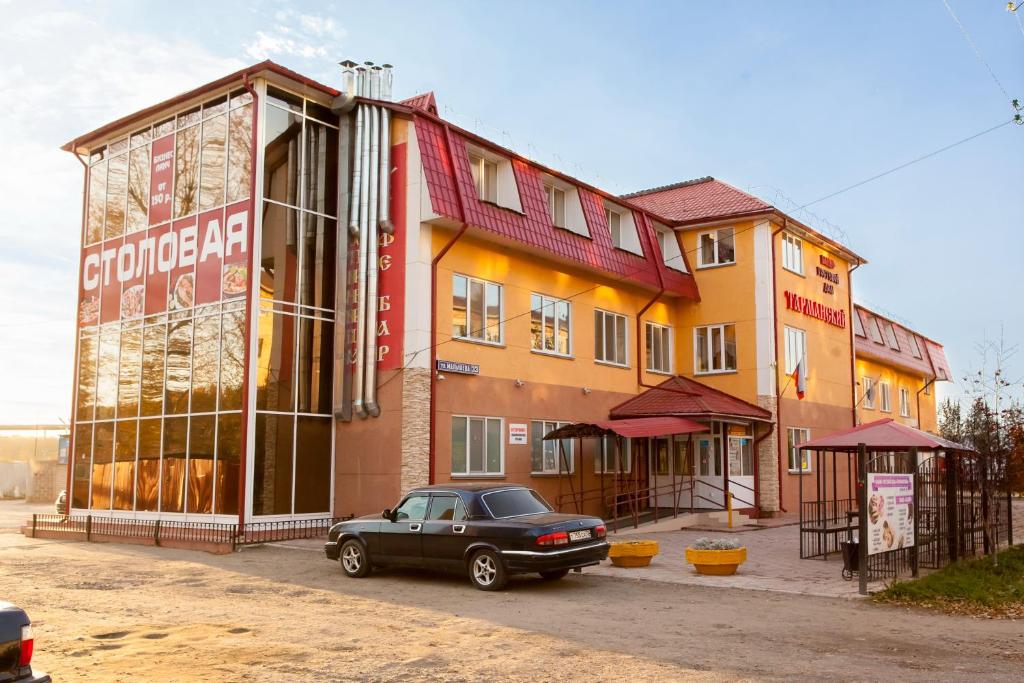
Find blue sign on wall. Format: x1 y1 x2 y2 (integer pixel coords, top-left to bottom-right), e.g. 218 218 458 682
436 359 480 375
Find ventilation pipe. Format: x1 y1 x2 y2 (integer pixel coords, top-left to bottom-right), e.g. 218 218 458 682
341 60 394 420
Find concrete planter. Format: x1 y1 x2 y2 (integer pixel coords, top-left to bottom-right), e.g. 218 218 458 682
685 547 747 575
608 540 660 567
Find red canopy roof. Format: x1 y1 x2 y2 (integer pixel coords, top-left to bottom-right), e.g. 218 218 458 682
609 376 772 422
798 419 972 452
542 416 708 440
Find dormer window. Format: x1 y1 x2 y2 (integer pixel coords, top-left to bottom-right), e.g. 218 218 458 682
466 144 522 212
606 208 621 247
545 184 566 228
654 222 685 272
907 334 923 359
882 322 900 351
541 175 587 237
603 202 642 255
867 317 884 345
853 311 866 338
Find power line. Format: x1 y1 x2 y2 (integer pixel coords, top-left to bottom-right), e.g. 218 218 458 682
377 117 1017 388
941 0 1017 106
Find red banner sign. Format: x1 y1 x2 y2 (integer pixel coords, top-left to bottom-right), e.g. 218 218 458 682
149 134 174 226
377 142 407 371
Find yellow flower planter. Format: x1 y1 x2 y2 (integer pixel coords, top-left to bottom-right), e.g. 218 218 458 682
685 547 747 576
607 540 660 568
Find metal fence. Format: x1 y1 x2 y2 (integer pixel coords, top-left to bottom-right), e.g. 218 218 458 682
28 513 351 552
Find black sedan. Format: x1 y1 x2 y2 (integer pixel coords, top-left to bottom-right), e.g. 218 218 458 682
0 602 50 683
325 484 609 590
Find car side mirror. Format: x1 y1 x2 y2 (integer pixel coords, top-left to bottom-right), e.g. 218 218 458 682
382 508 394 521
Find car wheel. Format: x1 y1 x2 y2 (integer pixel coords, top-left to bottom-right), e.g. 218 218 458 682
538 569 570 581
469 549 508 591
339 539 371 578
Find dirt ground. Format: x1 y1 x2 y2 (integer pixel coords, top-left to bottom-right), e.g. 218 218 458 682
2 529 1023 682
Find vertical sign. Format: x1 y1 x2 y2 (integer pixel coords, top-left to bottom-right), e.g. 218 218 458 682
866 473 915 555
149 134 174 226
376 141 407 371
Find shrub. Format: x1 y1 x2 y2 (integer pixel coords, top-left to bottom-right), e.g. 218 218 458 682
690 537 742 550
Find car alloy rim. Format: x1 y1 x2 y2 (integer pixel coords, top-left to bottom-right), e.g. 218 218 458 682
342 545 362 573
473 555 496 585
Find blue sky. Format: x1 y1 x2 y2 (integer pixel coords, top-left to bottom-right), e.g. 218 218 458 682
0 0 1021 424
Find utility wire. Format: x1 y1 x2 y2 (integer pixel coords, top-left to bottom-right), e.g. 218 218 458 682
376 117 1017 390
941 0 1016 105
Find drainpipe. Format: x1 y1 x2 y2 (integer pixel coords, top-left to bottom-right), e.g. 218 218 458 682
635 215 666 392
847 261 862 427
65 146 89 509
770 223 787 513
751 421 774 516
237 73 260 529
427 123 471 485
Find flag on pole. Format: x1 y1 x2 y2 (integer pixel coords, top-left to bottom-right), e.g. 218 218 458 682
792 356 807 400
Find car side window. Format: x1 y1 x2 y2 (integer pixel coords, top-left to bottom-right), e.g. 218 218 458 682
427 495 466 522
394 494 429 521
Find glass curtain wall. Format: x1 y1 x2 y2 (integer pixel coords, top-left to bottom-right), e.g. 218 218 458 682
252 86 336 516
72 90 253 516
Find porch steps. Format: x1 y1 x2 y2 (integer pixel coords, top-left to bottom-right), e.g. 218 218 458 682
609 508 761 536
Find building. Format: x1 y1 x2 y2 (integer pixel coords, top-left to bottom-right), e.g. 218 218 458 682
61 60 951 526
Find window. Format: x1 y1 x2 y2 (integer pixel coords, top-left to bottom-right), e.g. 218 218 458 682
784 326 807 375
594 309 628 366
853 311 866 338
728 436 754 477
469 153 498 203
694 324 737 374
530 420 573 474
645 322 672 373
787 427 812 473
427 494 466 522
596 436 631 473
882 322 900 351
606 208 622 247
545 184 566 228
394 494 429 521
899 388 911 417
530 294 571 356
451 416 503 476
879 382 892 412
697 227 735 267
781 233 804 274
867 316 885 344
907 334 923 359
482 488 553 518
452 274 502 344
655 225 686 272
862 377 876 409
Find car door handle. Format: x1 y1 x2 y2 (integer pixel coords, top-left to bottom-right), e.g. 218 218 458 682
409 523 422 532
452 525 466 534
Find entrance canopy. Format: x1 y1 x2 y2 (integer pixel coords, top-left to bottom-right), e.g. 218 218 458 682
798 418 973 452
543 416 707 440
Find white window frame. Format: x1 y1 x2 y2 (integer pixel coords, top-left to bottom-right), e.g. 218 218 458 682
645 322 672 374
862 376 876 409
853 311 866 338
907 334 923 359
867 317 885 345
784 325 807 375
596 435 632 474
594 309 629 367
654 223 686 272
899 387 911 417
468 152 498 203
693 323 737 374
466 145 522 212
781 232 804 275
879 382 892 413
696 227 736 268
530 420 573 475
452 274 504 345
530 293 572 357
604 202 642 254
545 184 566 228
787 427 812 473
451 415 504 476
882 322 900 351
606 207 622 247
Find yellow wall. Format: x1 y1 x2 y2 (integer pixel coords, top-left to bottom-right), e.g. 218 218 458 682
855 356 937 432
433 230 680 393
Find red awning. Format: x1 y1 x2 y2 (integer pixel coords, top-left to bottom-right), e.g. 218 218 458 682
798 418 972 452
543 416 707 440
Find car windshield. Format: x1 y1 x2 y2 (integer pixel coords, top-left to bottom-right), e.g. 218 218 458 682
482 488 552 518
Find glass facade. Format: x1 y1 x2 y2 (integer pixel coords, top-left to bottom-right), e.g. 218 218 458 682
72 88 255 517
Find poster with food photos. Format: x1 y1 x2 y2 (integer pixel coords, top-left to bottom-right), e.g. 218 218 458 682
866 473 915 555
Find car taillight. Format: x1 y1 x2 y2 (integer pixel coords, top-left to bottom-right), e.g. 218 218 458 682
595 524 606 539
19 625 34 667
536 531 569 546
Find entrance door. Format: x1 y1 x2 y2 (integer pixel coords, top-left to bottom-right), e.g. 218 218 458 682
694 434 724 508
648 436 695 510
726 436 756 508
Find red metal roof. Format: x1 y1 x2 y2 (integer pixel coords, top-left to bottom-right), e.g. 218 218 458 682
542 416 708 439
854 305 949 381
609 376 773 422
400 91 438 115
624 177 771 225
798 419 970 452
413 115 699 299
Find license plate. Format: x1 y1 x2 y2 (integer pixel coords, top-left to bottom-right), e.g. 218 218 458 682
568 529 592 542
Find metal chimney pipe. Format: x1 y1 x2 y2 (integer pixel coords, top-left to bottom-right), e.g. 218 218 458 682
381 64 393 101
378 107 393 235
348 105 364 236
352 101 372 419
371 65 382 100
363 103 382 417
339 59 358 97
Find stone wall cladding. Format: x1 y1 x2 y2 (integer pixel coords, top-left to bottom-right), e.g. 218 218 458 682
400 368 431 493
757 394 780 513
